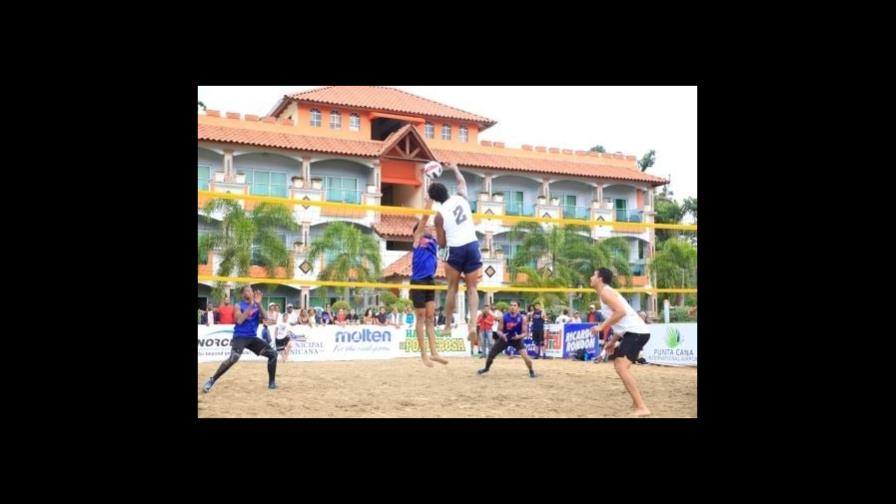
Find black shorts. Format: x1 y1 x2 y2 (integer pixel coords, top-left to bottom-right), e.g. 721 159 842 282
275 337 290 351
609 332 650 363
231 336 271 356
495 336 526 352
531 330 544 345
410 277 435 308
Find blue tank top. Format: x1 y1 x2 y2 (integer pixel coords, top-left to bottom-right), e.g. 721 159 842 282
233 300 260 338
503 312 524 337
412 234 438 280
531 309 544 332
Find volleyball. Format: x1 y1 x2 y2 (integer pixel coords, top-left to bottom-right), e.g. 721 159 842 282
423 161 443 179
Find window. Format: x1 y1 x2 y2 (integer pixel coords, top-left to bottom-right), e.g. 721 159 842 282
329 110 341 129
554 194 578 218
424 122 434 139
505 191 524 215
310 109 321 127
325 176 359 203
459 126 468 143
249 170 288 197
441 124 451 140
615 199 627 221
349 113 360 131
198 165 210 190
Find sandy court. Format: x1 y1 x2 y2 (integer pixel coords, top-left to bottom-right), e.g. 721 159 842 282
198 356 697 418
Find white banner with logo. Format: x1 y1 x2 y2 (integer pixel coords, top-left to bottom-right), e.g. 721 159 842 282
641 323 697 366
198 323 471 363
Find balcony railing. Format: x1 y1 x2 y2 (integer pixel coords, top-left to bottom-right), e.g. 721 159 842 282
505 202 535 216
616 209 643 222
562 206 591 219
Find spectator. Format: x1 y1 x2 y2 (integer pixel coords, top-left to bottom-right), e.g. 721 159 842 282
202 302 217 326
362 308 376 325
555 308 571 325
403 305 416 328
217 296 235 324
376 307 388 326
335 308 347 326
286 305 300 328
348 308 360 325
388 306 402 328
276 306 292 363
320 307 333 325
586 304 601 323
436 307 446 326
262 302 280 347
298 307 310 325
571 311 582 323
477 305 495 358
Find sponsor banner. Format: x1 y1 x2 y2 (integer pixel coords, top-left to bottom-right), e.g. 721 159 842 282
642 323 697 366
198 323 471 362
562 323 598 358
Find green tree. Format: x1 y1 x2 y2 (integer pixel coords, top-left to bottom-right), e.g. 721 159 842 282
198 101 207 111
638 149 656 172
307 222 382 301
507 223 633 310
589 145 606 153
201 198 298 299
654 194 686 246
682 196 697 223
649 238 697 307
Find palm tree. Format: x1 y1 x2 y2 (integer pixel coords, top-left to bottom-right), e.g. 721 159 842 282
201 198 298 299
306 222 382 302
654 195 686 245
649 238 697 307
508 222 633 289
511 266 568 310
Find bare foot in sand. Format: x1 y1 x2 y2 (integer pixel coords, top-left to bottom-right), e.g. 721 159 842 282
421 358 434 367
633 407 651 416
430 354 449 365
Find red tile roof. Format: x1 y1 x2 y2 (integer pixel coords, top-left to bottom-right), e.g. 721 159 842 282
373 215 418 238
198 115 667 185
198 122 381 156
276 86 496 128
383 250 448 279
431 149 666 184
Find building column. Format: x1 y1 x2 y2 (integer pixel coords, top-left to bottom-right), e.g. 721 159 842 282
302 156 311 185
224 150 234 181
484 174 493 195
372 160 381 193
301 287 309 309
542 178 550 198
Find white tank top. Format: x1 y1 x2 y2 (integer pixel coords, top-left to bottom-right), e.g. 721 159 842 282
602 286 650 335
437 194 478 247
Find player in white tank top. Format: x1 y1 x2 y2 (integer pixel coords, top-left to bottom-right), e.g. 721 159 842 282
428 161 482 343
590 267 652 416
436 194 478 247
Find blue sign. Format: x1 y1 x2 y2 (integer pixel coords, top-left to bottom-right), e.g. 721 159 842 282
562 323 599 358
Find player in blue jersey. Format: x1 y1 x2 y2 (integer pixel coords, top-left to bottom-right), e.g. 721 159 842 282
410 197 449 368
477 300 536 378
202 285 279 393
